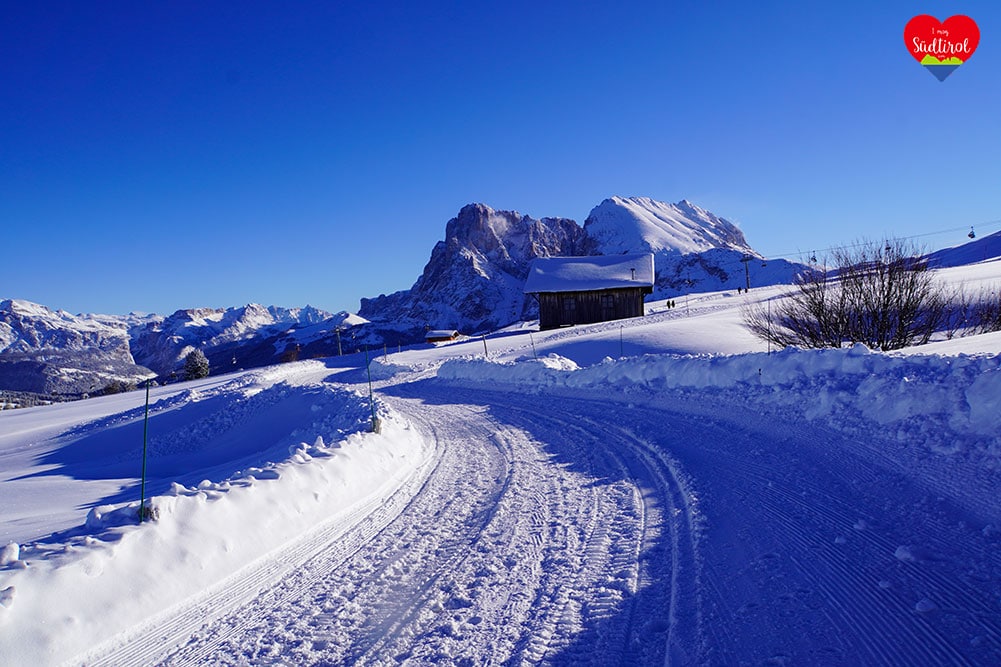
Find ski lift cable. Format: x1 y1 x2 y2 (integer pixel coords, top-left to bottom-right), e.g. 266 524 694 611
759 217 1001 263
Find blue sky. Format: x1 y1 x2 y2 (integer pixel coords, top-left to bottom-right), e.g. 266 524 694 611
3 1 999 316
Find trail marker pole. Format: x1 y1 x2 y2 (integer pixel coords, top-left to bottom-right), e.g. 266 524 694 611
482 334 488 359
365 346 379 433
139 378 151 523
619 325 624 357
529 332 538 359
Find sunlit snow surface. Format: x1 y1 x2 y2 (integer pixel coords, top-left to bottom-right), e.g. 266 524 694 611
1 261 1000 665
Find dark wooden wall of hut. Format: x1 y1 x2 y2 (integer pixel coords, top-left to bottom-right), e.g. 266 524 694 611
535 287 650 330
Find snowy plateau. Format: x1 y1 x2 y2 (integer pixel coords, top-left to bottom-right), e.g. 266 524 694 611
1 200 1001 665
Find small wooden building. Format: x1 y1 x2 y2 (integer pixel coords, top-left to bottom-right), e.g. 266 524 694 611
524 254 655 330
425 329 460 343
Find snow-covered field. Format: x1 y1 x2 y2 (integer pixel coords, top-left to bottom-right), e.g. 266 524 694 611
2 262 1000 665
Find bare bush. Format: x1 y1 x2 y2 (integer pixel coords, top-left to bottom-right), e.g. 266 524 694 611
942 285 1001 338
744 238 956 351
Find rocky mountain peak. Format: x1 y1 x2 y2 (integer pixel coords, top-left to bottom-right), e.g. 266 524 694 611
585 196 751 256
359 203 591 332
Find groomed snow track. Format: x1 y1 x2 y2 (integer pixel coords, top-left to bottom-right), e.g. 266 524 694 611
131 378 700 666
77 371 1001 666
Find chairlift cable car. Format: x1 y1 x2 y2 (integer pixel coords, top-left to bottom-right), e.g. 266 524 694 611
968 226 976 239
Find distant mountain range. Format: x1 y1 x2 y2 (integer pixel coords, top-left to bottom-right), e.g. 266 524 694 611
359 196 805 332
0 301 341 395
6 195 994 397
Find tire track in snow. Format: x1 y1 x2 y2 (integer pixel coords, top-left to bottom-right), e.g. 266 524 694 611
80 416 440 667
341 407 519 664
153 380 684 665
343 395 635 666
446 391 700 666
152 399 520 665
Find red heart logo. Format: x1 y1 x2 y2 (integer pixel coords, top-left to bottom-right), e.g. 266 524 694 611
904 15 980 80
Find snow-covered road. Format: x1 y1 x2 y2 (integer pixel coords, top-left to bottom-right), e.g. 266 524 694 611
80 367 998 666
138 377 691 665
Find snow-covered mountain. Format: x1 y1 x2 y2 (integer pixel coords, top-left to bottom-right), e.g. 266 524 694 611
360 197 805 333
359 203 592 333
130 303 332 376
583 196 805 297
584 196 751 255
0 300 344 394
0 299 155 394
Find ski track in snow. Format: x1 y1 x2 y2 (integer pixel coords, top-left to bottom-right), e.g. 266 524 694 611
9 360 1000 665
101 374 1001 665
123 377 703 666
76 429 437 667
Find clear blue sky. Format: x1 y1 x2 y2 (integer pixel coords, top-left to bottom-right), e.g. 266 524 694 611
3 1 999 316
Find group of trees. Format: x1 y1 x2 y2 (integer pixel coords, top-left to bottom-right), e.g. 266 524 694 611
744 238 1001 351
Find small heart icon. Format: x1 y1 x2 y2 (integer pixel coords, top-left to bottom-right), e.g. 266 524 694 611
904 15 980 81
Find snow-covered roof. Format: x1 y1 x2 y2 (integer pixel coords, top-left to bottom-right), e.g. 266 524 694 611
523 254 655 294
426 330 459 339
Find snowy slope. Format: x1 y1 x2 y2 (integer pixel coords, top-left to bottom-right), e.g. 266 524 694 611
583 197 806 299
1 259 1000 665
583 196 751 255
926 229 1001 268
0 363 429 665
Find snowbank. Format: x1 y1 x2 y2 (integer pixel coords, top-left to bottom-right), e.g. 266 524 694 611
0 399 429 665
437 347 1001 458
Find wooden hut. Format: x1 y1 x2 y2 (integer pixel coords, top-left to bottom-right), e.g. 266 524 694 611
524 254 655 330
425 329 460 343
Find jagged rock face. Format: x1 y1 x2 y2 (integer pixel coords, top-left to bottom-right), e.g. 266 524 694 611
360 203 593 332
0 299 153 394
0 299 134 357
360 198 805 333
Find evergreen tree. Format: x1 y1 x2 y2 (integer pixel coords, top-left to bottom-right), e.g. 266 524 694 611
184 349 210 380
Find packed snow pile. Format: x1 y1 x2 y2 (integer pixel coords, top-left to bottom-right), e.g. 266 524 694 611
0 363 430 666
437 346 1001 464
